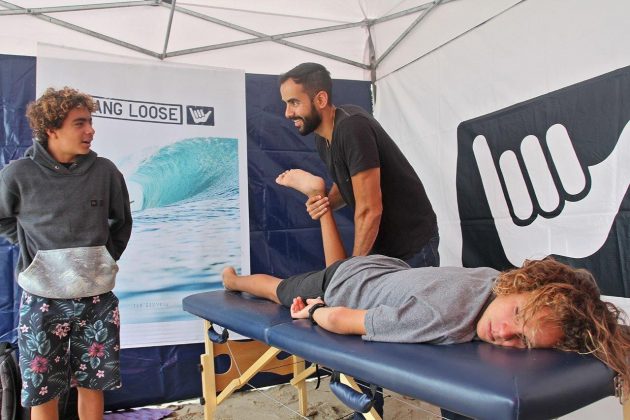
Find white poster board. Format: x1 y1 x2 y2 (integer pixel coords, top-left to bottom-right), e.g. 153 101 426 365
37 46 249 348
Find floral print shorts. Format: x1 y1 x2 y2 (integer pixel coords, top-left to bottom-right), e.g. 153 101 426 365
18 291 121 407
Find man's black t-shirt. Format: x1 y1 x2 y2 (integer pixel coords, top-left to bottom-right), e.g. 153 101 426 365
315 105 436 260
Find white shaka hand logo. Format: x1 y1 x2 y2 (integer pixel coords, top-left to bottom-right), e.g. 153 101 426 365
472 120 630 266
189 108 212 124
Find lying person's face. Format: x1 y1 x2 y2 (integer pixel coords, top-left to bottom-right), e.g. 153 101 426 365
476 292 563 349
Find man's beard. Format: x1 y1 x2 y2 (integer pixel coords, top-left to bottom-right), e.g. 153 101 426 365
296 105 322 136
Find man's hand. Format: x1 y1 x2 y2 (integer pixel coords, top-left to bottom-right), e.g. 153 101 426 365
305 195 330 220
290 296 324 319
305 183 348 220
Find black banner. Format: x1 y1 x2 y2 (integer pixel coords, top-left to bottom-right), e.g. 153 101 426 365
457 66 630 296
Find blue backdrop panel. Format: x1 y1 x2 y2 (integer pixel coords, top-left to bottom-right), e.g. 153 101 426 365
0 54 35 163
0 56 372 409
0 54 35 343
247 73 371 277
0 245 19 343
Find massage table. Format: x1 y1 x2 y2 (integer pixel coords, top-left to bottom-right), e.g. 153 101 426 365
183 290 626 419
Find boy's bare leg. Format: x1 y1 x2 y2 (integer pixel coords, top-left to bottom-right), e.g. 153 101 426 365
77 388 104 420
222 267 282 304
276 169 347 266
30 398 59 420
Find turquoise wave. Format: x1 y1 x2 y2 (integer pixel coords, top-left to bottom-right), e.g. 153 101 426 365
129 137 238 211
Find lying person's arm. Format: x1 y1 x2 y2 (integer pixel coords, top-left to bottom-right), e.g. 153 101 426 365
291 297 367 335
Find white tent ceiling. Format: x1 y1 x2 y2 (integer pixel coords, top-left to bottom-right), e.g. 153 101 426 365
0 0 522 80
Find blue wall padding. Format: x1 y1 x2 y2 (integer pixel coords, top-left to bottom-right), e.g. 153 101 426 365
0 54 35 343
0 54 35 163
246 73 371 277
0 245 19 342
0 56 372 408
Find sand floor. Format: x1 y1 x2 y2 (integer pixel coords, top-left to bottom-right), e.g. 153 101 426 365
160 380 441 419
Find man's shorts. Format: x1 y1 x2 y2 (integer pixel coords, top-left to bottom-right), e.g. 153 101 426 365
276 258 346 307
18 291 122 407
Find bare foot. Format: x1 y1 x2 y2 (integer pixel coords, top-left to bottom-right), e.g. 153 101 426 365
276 169 325 197
222 266 237 290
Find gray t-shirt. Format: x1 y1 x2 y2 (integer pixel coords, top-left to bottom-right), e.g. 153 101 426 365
324 255 498 344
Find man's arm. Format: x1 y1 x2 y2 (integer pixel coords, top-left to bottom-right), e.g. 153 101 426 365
326 183 346 210
350 167 382 256
305 168 382 256
291 297 367 335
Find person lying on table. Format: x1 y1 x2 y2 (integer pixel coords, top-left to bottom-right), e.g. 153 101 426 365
222 169 630 392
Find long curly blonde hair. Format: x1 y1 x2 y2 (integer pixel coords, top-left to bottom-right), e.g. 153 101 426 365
494 258 630 397
26 87 96 144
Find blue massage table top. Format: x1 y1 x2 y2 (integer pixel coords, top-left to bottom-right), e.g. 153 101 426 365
183 290 616 419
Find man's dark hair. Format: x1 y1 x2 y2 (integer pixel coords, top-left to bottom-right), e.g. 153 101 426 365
280 63 332 100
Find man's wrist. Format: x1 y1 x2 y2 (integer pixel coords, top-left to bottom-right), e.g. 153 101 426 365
308 303 327 325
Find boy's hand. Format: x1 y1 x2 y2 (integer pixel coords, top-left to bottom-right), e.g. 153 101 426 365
290 297 324 319
290 297 307 318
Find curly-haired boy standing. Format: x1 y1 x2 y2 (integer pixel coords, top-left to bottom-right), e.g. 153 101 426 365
0 87 132 420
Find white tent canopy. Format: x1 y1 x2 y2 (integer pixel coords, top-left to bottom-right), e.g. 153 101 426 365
0 0 521 80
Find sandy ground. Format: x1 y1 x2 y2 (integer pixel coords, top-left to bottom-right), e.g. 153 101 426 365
160 380 441 419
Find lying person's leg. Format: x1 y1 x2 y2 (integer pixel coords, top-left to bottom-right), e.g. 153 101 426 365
222 267 282 304
276 169 347 266
223 258 345 307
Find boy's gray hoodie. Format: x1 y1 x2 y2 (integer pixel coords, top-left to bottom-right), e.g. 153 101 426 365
0 141 132 298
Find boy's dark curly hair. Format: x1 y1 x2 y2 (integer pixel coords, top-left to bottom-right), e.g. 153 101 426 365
26 87 96 144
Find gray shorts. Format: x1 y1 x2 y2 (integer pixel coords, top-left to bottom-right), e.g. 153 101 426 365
275 259 346 307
